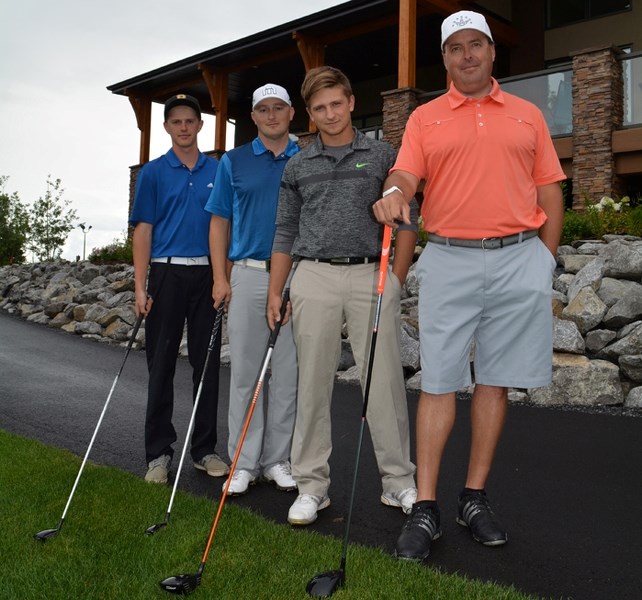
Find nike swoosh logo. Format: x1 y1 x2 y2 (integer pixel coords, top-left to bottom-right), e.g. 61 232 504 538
355 162 369 168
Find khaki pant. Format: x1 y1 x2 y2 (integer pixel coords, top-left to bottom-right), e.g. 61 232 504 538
290 260 415 498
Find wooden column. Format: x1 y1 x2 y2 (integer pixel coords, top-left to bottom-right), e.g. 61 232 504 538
293 31 325 132
398 0 417 88
128 95 152 165
200 65 229 151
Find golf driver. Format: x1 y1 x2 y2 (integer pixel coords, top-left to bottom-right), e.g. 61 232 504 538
33 313 144 542
306 225 393 598
146 306 224 535
160 288 291 595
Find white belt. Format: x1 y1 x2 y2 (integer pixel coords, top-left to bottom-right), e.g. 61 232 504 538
150 256 209 266
234 258 270 271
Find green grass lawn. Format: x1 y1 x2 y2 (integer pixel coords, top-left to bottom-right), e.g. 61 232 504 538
0 429 540 599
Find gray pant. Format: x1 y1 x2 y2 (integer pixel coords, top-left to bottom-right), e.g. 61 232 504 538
226 264 297 475
290 260 416 498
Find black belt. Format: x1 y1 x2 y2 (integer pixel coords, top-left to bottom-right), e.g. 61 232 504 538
303 256 380 265
427 230 538 250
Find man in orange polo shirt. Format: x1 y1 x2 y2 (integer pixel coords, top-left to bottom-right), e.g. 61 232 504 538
373 10 565 561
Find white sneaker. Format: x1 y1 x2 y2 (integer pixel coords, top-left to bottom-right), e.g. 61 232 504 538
222 469 256 496
263 461 297 492
381 487 417 514
288 493 330 526
145 455 171 484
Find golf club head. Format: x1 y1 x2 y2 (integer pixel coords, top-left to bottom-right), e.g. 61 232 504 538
145 521 167 535
159 573 201 595
306 569 345 598
33 528 60 542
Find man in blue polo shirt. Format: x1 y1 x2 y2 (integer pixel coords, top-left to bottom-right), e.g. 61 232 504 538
206 83 299 496
131 93 229 485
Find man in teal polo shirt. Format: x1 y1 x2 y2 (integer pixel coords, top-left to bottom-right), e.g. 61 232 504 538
206 84 299 496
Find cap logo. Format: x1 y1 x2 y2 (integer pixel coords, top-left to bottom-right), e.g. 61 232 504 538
175 94 187 99
452 15 473 28
262 87 277 97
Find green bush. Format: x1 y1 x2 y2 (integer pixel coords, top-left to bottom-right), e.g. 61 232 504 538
560 194 641 245
88 234 132 264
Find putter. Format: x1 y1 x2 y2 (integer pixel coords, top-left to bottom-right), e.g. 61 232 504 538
306 225 393 598
33 313 144 542
146 307 224 535
160 288 291 595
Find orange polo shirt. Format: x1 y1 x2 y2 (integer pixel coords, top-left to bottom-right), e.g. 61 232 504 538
391 78 566 238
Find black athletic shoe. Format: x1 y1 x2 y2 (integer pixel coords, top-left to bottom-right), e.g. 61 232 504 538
395 501 442 561
456 490 508 546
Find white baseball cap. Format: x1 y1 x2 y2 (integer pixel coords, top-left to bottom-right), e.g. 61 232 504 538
252 83 291 110
441 10 494 50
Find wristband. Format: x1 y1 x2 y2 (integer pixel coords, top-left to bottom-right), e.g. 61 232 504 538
382 185 404 199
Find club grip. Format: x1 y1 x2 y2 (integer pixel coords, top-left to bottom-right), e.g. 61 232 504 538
268 288 290 347
377 225 392 295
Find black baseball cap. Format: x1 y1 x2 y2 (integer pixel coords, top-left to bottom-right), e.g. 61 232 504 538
164 94 201 121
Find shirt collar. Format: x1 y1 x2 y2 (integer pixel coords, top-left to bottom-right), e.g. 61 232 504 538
251 136 299 158
446 77 504 108
307 127 368 158
165 148 207 170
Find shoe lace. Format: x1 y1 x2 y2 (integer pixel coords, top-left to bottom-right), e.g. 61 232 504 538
404 506 438 536
231 470 247 482
149 456 169 469
272 462 291 477
461 493 495 521
296 494 318 506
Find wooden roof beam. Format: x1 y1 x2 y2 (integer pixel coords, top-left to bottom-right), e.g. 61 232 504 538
127 94 152 165
292 31 325 72
398 0 417 88
199 64 229 152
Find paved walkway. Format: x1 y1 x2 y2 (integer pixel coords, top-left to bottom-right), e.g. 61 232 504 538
1 312 640 600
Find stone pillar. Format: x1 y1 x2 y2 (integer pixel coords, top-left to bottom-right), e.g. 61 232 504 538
571 45 626 209
381 88 422 150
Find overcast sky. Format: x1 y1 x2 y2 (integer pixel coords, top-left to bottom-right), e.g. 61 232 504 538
0 0 343 261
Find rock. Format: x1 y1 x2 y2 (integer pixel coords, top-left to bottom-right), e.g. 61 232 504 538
553 318 585 354
558 254 597 273
585 329 617 354
561 287 608 335
598 240 642 279
625 386 642 408
602 285 642 328
566 257 605 303
529 354 623 406
618 355 642 383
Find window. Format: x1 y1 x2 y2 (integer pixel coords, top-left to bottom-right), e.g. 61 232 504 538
546 0 631 28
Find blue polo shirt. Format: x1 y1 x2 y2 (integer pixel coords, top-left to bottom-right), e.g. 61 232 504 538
129 148 218 257
204 137 299 261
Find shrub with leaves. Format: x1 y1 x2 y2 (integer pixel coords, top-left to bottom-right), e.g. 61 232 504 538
88 233 132 264
560 194 641 245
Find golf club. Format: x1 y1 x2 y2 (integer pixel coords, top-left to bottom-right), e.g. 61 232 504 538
306 225 393 598
33 313 144 542
160 288 291 595
146 306 224 535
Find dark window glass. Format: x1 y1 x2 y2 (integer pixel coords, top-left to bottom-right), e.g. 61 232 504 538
591 0 630 18
548 0 585 27
547 0 631 27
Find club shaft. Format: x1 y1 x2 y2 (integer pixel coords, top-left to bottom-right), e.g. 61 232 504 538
337 225 391 572
163 308 224 521
198 290 288 568
58 314 143 522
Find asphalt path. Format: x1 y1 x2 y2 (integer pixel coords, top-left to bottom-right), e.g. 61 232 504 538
1 311 640 600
